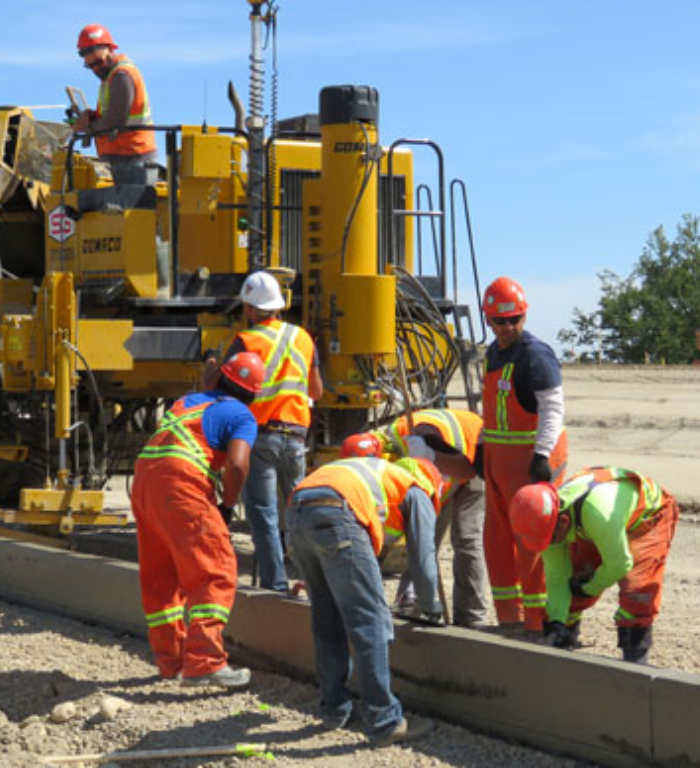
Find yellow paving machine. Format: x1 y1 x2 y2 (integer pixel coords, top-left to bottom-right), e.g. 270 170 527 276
0 1 484 535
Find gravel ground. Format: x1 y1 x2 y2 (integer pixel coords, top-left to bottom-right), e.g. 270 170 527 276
0 599 596 768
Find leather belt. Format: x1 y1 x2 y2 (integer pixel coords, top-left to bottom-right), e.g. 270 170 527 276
298 497 345 509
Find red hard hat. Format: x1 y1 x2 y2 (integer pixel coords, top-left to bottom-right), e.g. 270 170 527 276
340 432 381 459
220 352 265 394
482 276 528 318
508 483 560 553
77 25 118 55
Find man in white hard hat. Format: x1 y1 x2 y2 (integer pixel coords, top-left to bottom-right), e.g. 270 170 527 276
202 271 323 591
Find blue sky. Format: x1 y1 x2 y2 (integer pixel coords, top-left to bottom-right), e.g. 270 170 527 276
2 1 700 351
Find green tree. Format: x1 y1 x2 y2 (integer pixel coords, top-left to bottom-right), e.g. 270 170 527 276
558 214 700 363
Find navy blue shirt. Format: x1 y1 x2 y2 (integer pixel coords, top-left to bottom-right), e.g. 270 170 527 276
181 391 258 450
485 330 561 413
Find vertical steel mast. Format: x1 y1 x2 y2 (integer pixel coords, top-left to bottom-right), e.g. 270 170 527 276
246 0 268 270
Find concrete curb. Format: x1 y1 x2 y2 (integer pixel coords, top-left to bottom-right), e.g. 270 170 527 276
1 538 698 767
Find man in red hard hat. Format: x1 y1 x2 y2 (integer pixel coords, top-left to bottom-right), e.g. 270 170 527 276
350 408 489 629
285 455 440 745
131 352 264 688
202 271 323 593
73 24 157 185
509 468 679 664
480 276 568 636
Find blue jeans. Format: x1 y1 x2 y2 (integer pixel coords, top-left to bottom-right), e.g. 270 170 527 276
243 430 306 591
285 490 403 738
109 157 158 186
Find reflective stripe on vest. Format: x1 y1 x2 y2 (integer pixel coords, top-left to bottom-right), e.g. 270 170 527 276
390 409 467 455
98 58 153 126
482 363 537 445
332 457 389 523
138 404 218 482
245 322 310 403
96 55 156 157
561 467 664 536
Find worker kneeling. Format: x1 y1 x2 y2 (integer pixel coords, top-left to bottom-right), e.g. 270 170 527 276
509 467 679 664
285 456 441 746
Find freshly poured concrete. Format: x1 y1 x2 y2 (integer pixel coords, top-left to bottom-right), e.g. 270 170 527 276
0 537 696 767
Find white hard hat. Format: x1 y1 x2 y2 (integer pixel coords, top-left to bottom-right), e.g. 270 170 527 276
238 271 285 311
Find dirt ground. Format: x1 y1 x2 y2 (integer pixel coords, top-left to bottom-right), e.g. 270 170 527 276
1 364 699 767
457 364 700 673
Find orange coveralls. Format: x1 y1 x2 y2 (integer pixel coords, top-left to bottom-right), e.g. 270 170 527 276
482 358 568 631
132 398 239 680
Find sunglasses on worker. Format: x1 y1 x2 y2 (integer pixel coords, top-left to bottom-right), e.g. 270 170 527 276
491 315 523 326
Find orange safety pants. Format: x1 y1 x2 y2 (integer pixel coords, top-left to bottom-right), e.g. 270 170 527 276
568 491 679 628
131 457 238 679
483 433 568 631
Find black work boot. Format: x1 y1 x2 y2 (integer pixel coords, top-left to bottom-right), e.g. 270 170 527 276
617 625 653 665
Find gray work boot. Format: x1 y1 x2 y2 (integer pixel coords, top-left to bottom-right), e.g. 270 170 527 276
370 717 435 748
182 665 251 689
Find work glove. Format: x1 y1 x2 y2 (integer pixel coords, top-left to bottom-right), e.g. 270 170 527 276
472 444 484 479
529 452 553 483
543 620 575 650
217 503 234 526
405 435 436 463
569 573 591 599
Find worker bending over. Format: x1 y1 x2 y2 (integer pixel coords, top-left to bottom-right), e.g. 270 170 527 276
480 276 568 635
285 456 441 746
346 407 488 628
509 467 679 664
131 352 264 687
202 271 323 592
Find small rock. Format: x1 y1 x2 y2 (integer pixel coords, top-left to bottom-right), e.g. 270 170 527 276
99 695 132 720
20 715 41 728
50 701 77 724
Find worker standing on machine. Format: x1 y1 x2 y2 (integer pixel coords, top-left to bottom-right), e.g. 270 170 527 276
73 24 157 185
131 352 264 688
508 467 679 664
285 455 441 745
202 271 323 592
345 407 489 629
480 276 568 636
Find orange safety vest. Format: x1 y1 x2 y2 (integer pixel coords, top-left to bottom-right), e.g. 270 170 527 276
482 361 539 446
137 398 225 485
558 467 666 536
237 318 315 428
382 408 482 463
294 457 441 555
96 54 156 157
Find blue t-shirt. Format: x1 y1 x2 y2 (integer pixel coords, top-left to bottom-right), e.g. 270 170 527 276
485 330 561 413
181 392 258 450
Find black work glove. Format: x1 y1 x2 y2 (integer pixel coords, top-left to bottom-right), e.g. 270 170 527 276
543 620 575 649
472 444 484 479
569 573 591 599
217 503 234 526
529 452 553 483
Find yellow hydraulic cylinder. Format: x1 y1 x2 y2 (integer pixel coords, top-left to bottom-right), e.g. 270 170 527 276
54 329 71 440
319 85 379 277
